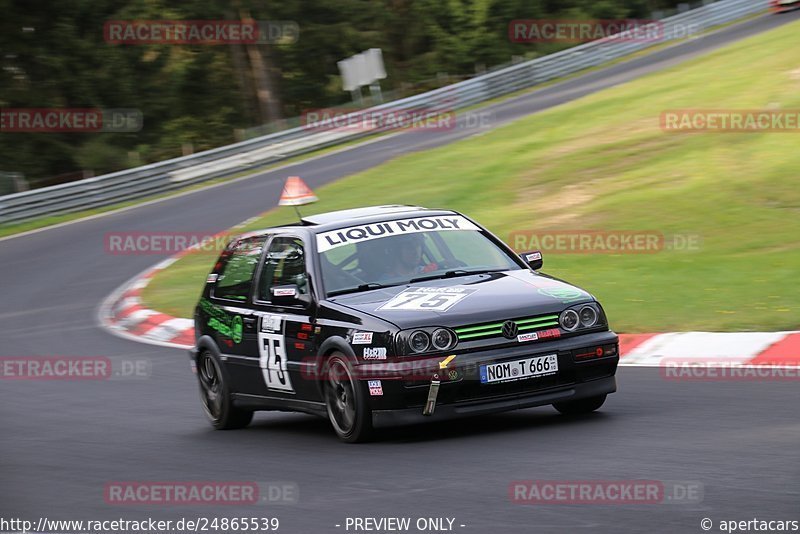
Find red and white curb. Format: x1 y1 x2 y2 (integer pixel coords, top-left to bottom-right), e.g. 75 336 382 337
99 256 197 349
100 267 800 366
619 331 800 367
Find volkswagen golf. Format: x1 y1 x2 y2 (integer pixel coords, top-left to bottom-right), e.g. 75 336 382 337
190 205 619 442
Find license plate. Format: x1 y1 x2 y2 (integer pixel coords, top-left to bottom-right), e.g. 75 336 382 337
480 354 558 384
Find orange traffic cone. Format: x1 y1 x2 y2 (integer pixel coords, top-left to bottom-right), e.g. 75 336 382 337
279 176 318 206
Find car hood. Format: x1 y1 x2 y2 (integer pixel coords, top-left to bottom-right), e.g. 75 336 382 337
326 270 595 330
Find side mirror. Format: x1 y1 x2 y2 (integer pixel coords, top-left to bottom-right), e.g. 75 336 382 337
270 284 309 307
520 250 543 271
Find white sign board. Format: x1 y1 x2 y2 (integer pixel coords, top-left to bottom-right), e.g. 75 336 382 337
338 48 386 92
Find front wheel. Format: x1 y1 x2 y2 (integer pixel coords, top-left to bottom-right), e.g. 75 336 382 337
323 353 373 443
197 350 253 429
553 394 607 415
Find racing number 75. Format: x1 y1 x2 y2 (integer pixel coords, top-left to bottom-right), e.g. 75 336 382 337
381 290 466 311
258 332 294 392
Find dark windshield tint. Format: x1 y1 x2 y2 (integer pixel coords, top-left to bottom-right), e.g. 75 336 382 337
319 227 520 296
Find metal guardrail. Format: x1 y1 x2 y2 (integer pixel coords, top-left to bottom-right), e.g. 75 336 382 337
0 0 769 226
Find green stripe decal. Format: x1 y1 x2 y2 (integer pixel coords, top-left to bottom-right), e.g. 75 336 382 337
518 321 558 331
457 329 503 340
454 322 505 334
455 314 561 340
515 315 559 325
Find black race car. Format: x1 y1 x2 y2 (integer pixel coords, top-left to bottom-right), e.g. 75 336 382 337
190 205 618 442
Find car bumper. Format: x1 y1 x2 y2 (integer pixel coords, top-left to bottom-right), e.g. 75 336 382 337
372 374 616 428
363 330 619 427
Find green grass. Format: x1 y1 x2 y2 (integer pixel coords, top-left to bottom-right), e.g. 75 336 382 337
143 20 800 333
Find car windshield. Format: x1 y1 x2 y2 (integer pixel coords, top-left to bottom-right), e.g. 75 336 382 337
317 216 522 296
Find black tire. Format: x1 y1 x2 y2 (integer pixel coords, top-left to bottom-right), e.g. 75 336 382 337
553 394 607 415
323 353 373 443
197 350 253 430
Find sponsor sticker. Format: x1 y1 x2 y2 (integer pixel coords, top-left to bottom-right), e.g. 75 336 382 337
206 274 218 283
368 380 383 396
231 316 243 344
352 332 374 345
536 328 561 340
200 299 244 343
260 314 283 333
363 347 387 360
525 252 542 262
517 332 539 343
378 287 477 312
272 287 296 297
316 216 480 252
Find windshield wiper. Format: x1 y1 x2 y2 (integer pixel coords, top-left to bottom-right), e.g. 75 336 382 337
330 269 508 296
409 268 507 284
328 282 397 297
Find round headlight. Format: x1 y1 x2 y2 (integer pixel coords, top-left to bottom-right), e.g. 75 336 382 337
560 309 580 331
579 306 598 327
409 331 430 353
431 328 455 350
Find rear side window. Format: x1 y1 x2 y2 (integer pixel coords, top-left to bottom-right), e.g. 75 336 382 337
213 237 266 301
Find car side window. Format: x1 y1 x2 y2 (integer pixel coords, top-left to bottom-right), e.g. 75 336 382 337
257 236 309 302
213 237 266 301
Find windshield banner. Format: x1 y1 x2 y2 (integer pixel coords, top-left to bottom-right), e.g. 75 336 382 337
316 216 480 252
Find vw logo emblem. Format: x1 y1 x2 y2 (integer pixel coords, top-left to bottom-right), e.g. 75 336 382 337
501 320 518 339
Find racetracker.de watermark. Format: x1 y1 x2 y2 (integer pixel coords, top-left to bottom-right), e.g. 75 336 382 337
508 19 698 43
1 109 142 133
510 480 703 505
301 108 495 132
509 230 701 254
661 360 800 381
104 20 299 45
300 356 456 383
661 110 800 132
104 232 232 255
0 357 150 380
104 481 298 505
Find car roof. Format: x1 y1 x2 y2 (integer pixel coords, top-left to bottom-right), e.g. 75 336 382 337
244 205 461 237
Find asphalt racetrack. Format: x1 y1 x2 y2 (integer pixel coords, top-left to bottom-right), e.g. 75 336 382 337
1 12 799 534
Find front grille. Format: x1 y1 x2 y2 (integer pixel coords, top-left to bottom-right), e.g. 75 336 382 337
454 313 560 341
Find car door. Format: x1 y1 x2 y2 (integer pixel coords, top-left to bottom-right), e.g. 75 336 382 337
249 234 320 401
207 235 268 395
